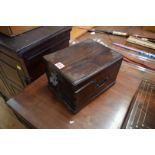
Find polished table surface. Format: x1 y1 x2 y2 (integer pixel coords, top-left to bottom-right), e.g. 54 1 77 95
7 61 155 129
7 27 155 129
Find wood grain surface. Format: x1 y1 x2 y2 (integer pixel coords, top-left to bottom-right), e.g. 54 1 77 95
7 61 155 129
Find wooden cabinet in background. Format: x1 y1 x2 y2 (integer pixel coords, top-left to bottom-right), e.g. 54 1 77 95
0 26 71 99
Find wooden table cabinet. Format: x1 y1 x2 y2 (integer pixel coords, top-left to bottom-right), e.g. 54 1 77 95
0 26 71 99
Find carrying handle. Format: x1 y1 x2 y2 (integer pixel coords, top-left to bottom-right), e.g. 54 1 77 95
96 77 109 88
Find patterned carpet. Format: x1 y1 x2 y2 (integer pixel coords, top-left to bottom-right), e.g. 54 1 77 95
0 96 26 129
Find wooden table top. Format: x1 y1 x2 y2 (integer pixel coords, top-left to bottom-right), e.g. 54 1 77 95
7 61 155 129
6 26 155 129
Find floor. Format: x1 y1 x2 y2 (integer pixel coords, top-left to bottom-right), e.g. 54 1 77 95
0 96 26 129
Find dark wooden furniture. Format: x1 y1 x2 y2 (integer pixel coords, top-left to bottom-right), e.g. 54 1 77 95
44 40 122 113
6 26 155 129
0 26 71 98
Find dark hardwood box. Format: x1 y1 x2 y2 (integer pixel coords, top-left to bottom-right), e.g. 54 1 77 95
0 26 71 99
44 40 123 113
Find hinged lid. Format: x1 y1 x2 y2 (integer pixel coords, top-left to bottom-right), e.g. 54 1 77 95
44 40 123 86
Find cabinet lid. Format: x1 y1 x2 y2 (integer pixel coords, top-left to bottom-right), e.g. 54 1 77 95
0 26 71 54
44 40 123 86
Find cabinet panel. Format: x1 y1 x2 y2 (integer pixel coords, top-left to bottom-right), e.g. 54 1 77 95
0 61 25 88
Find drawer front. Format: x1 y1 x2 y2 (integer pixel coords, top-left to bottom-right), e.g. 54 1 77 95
0 61 25 88
0 51 26 76
0 51 27 88
0 52 27 98
75 60 122 105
